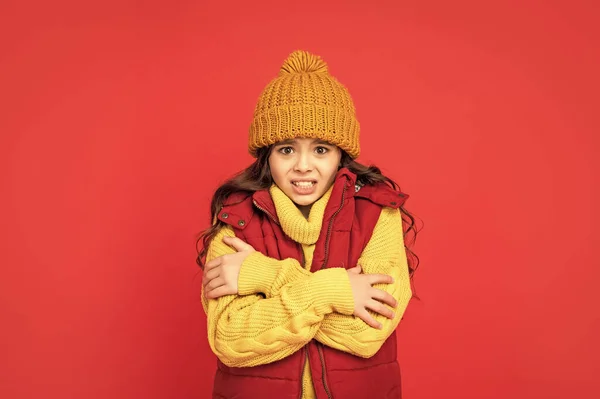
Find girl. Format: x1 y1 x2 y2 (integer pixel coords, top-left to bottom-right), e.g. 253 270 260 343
197 50 419 399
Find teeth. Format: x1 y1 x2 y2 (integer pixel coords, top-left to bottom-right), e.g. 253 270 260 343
293 181 315 187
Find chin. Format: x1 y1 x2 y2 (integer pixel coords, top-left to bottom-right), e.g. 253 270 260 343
288 192 319 206
293 198 316 206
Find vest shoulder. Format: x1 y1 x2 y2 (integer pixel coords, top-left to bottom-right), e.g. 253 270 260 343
218 192 255 230
222 191 252 207
354 182 409 209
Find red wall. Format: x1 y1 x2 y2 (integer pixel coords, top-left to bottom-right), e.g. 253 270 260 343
1 1 598 398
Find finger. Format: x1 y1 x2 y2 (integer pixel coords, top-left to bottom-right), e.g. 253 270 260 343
205 276 225 292
204 267 220 282
356 309 382 329
366 299 395 320
202 268 220 287
205 285 236 299
204 257 223 271
367 273 394 285
223 236 255 252
371 289 398 308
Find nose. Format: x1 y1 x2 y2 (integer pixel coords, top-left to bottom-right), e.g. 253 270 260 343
293 152 313 172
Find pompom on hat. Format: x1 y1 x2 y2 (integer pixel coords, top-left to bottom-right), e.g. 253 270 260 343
248 50 360 158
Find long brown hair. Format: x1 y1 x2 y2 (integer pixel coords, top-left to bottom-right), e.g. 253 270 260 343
195 146 422 278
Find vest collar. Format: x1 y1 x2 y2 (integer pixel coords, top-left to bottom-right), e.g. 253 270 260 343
218 167 409 229
251 167 356 225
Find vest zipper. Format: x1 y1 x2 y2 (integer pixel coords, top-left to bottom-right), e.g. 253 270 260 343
299 346 308 399
320 182 348 270
255 199 308 399
252 200 280 225
317 343 333 399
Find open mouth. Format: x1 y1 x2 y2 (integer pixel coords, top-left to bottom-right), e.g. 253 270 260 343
291 180 318 195
292 181 317 187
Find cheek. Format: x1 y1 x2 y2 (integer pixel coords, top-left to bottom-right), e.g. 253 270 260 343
268 157 286 183
271 171 284 186
324 155 341 177
313 161 338 187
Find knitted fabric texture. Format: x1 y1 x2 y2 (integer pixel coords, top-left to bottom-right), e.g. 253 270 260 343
201 193 412 398
269 183 334 245
248 50 361 158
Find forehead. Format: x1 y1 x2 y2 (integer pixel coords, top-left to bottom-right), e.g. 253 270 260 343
274 138 333 146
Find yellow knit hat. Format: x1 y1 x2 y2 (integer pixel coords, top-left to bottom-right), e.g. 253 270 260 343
248 50 360 158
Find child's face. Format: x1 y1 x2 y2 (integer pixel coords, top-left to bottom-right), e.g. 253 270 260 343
269 138 342 208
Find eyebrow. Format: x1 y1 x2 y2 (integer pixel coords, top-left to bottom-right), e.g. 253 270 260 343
274 139 295 146
274 138 334 146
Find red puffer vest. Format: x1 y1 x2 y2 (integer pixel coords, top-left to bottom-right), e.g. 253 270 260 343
212 168 409 399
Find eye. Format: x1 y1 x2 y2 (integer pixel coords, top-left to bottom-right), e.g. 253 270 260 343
315 146 329 155
278 146 294 155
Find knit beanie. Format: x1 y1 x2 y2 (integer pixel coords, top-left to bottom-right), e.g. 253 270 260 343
248 50 360 158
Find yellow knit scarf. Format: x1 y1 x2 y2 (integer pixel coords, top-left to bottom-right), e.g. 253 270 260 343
269 184 334 245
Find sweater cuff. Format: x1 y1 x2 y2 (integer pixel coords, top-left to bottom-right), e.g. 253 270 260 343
311 268 355 316
238 251 280 296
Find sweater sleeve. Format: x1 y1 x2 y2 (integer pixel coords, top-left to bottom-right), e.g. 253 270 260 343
234 207 413 359
201 225 355 367
314 207 413 357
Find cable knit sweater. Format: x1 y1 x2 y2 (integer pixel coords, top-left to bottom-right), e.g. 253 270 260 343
202 184 412 398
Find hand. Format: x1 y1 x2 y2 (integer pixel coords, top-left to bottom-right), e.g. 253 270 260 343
347 265 397 329
203 236 256 299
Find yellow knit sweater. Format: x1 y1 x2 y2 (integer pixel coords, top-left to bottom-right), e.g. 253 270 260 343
202 184 412 398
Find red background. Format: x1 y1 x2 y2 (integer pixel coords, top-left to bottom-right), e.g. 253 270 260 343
1 0 598 398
